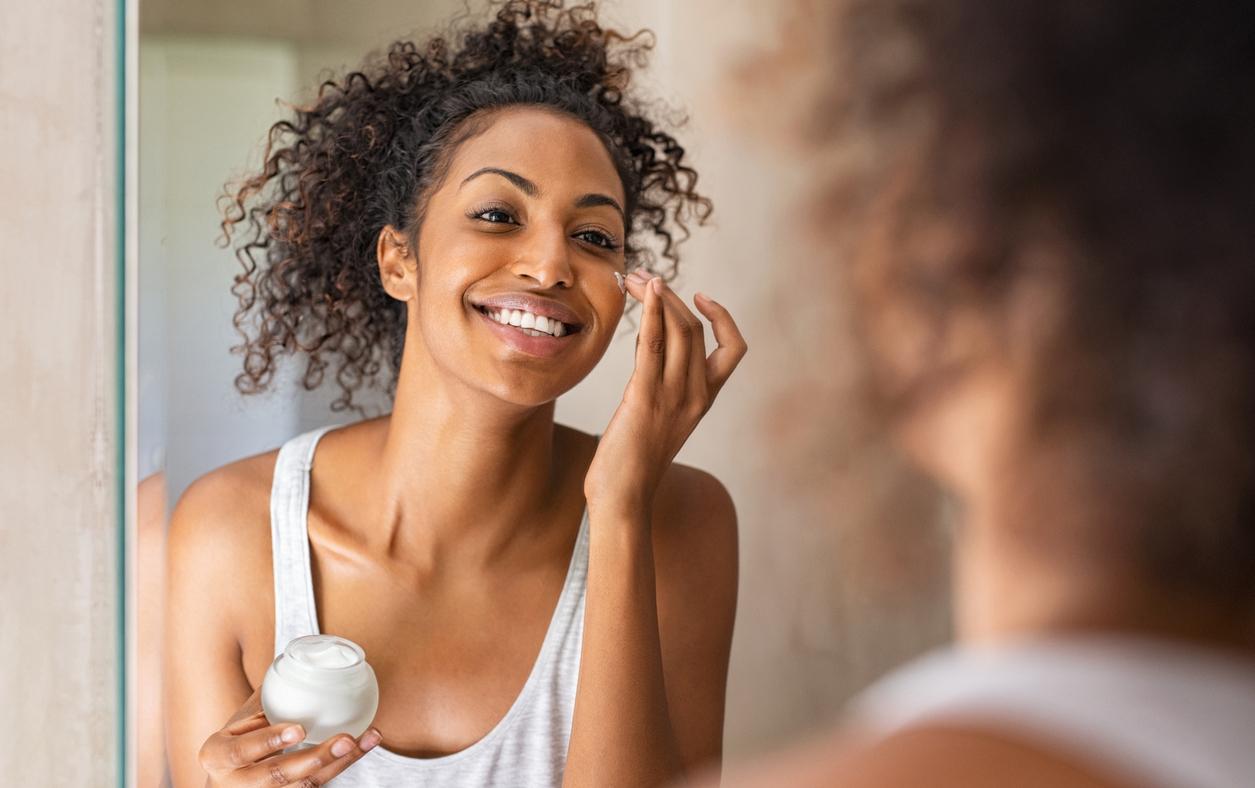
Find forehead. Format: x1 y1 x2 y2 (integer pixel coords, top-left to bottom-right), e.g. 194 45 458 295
444 107 625 205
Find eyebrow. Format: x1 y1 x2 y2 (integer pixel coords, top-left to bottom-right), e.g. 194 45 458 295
460 166 625 223
575 192 625 223
460 166 537 196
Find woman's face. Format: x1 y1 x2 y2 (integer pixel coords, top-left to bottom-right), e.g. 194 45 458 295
384 106 629 407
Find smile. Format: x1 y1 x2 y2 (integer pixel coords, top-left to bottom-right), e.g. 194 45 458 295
473 305 581 358
475 305 573 337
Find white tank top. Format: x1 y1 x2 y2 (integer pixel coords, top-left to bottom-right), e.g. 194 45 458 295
847 635 1255 788
269 424 589 786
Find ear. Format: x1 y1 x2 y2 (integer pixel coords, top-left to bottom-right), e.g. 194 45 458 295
377 225 417 301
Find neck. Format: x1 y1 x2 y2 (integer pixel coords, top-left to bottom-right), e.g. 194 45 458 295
361 338 569 570
954 494 1255 655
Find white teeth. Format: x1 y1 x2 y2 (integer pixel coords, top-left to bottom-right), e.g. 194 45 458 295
482 306 569 337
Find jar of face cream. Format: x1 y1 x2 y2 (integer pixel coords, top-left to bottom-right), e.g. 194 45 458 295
261 635 379 745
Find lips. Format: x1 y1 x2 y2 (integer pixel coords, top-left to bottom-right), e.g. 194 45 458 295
469 293 585 332
472 305 578 358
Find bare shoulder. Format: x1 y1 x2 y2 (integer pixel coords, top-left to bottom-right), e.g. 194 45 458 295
717 725 1128 788
651 461 739 567
650 462 740 766
554 421 738 597
169 449 277 554
649 460 739 642
166 448 280 637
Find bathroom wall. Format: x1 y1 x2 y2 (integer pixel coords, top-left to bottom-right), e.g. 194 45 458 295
0 0 122 784
139 38 305 502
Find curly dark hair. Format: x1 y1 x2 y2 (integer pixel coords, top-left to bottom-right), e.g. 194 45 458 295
811 0 1255 606
219 0 711 416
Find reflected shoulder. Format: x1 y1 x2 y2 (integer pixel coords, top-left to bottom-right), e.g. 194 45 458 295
170 450 277 533
654 462 738 539
651 462 739 619
650 463 739 768
651 461 739 622
166 449 280 596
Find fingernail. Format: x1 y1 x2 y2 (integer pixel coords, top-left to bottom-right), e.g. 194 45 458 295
281 725 304 744
651 277 664 294
331 737 354 758
359 728 382 751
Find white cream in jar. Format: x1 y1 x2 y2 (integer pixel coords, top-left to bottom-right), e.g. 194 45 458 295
261 635 380 745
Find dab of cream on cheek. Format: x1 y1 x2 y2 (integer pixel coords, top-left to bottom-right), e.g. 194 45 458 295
261 635 380 746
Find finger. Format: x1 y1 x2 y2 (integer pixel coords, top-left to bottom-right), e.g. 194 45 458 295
627 271 666 389
304 728 383 786
242 733 361 787
653 278 694 394
203 722 305 771
623 267 647 293
622 268 653 304
657 283 711 405
694 293 748 399
636 276 710 408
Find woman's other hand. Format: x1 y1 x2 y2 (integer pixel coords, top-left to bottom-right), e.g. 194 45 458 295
198 686 381 787
584 271 747 519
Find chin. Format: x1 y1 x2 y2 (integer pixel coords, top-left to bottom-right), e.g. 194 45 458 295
477 372 578 410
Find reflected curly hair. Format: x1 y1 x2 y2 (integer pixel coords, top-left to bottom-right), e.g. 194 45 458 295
219 0 710 416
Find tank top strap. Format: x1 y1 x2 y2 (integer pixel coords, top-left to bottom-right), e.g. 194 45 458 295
848 636 1255 788
269 424 337 657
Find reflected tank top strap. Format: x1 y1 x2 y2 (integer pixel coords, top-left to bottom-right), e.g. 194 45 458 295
269 425 337 657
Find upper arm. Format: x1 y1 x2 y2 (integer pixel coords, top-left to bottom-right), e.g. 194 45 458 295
651 465 739 773
162 468 263 787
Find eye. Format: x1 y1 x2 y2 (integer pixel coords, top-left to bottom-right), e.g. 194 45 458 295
573 228 621 251
467 205 517 225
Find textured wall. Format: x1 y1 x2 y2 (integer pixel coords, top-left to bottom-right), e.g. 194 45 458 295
0 0 121 784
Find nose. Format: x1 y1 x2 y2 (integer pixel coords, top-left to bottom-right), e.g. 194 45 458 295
508 223 574 290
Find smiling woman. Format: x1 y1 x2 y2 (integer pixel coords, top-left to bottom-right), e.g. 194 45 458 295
163 1 744 787
374 107 635 397
219 1 711 416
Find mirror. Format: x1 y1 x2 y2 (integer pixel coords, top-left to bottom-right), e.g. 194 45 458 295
133 2 950 785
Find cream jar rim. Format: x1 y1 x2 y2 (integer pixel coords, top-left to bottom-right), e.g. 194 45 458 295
273 634 373 689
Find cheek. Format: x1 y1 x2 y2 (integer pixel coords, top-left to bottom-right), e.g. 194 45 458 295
415 235 501 313
584 277 626 345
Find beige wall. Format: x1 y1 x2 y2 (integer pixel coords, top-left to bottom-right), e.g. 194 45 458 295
140 0 953 766
0 0 122 784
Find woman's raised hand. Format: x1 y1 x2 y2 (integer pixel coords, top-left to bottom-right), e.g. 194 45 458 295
584 270 747 518
198 686 381 787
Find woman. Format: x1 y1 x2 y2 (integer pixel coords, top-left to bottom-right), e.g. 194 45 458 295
715 1 1255 786
163 3 745 786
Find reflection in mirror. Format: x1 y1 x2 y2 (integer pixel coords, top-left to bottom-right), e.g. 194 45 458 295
136 2 951 787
